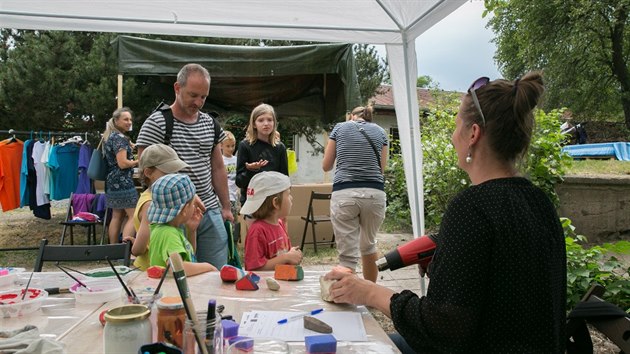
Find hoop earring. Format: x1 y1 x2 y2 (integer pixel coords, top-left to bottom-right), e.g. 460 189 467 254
465 149 472 164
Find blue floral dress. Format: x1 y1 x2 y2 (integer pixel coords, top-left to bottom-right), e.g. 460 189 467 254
104 133 138 209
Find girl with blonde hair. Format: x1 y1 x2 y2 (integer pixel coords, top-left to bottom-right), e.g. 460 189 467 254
236 103 288 208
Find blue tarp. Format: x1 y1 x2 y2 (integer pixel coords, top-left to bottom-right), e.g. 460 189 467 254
562 142 630 161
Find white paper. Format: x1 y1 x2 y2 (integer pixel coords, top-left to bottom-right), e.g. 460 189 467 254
239 311 368 342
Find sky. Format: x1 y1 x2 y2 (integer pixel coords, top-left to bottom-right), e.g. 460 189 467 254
377 0 501 92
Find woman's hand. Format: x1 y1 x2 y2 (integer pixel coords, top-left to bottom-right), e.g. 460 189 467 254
245 159 269 171
325 269 395 316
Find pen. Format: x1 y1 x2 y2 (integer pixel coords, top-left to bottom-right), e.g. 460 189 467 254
277 309 324 324
205 299 216 352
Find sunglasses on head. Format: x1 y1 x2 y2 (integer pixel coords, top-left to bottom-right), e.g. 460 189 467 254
468 76 490 126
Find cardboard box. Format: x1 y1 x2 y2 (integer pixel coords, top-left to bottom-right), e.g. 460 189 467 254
286 215 334 249
289 183 333 217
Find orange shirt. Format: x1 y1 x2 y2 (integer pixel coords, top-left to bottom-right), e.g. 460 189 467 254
0 139 24 211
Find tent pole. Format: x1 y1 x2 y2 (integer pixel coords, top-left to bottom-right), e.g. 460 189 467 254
117 74 123 108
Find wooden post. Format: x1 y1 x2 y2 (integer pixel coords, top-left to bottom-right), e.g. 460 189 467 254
117 74 123 108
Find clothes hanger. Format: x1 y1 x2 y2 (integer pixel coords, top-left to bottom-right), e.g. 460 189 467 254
7 129 17 144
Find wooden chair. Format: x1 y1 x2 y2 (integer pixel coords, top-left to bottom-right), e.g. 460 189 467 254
33 238 130 272
566 284 630 353
60 192 109 245
299 191 335 253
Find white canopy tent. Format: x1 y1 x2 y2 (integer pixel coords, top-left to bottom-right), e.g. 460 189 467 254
0 0 467 238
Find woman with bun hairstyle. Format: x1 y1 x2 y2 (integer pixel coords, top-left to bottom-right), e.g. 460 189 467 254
322 105 388 283
324 72 566 353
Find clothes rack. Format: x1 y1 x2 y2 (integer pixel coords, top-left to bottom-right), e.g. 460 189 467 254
0 129 96 142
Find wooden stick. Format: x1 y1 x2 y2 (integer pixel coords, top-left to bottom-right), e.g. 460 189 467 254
169 252 208 354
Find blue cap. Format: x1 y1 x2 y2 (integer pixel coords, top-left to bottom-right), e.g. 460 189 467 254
147 174 196 224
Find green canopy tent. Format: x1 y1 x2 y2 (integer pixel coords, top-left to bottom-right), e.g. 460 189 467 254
112 35 361 121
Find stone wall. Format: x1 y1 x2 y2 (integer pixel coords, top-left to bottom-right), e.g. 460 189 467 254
556 174 630 243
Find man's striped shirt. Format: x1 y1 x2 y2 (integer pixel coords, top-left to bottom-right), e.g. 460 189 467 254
137 110 226 210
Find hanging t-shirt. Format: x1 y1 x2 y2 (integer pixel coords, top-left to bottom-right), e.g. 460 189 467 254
40 141 51 196
0 139 25 211
20 139 32 208
26 141 50 220
48 143 80 200
75 143 93 194
32 141 50 206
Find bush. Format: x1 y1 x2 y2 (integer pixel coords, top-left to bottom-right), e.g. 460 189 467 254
563 217 630 311
384 106 572 231
526 109 574 207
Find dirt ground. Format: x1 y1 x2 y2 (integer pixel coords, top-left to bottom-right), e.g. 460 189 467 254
0 203 621 353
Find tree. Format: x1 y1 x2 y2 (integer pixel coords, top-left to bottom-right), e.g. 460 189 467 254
485 0 630 129
353 44 388 104
0 32 385 138
417 75 435 88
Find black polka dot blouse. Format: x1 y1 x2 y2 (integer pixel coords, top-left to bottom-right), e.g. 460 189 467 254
390 177 566 353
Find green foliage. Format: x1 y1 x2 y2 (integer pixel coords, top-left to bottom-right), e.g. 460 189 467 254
563 217 630 311
416 75 435 88
384 102 571 231
382 140 412 232
485 0 630 129
419 109 469 227
525 109 574 206
353 44 388 105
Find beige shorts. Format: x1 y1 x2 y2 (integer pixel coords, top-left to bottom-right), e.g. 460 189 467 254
330 188 386 270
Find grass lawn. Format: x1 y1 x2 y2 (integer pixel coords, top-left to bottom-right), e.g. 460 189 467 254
566 159 630 175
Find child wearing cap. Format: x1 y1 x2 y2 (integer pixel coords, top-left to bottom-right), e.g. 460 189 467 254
148 173 216 276
131 144 196 270
241 171 302 271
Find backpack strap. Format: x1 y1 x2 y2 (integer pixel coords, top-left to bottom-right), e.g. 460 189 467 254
151 102 221 148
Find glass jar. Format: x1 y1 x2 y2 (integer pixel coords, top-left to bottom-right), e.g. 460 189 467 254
103 304 152 354
156 296 186 349
183 316 223 354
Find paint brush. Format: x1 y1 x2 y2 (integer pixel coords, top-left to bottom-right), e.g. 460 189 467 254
56 264 92 291
105 257 134 300
154 262 170 296
21 272 34 300
169 252 208 354
56 265 87 276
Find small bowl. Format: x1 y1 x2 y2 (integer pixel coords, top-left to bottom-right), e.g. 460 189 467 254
0 268 24 289
0 288 48 318
70 279 122 304
0 273 17 289
84 266 134 278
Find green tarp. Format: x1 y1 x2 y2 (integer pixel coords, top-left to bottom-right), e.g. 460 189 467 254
112 36 361 120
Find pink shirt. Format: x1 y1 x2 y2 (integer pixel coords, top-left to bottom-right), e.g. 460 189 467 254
244 219 292 271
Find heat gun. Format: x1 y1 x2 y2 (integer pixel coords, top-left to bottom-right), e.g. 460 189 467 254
376 235 437 272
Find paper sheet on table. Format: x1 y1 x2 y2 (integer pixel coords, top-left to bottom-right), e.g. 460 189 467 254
239 311 368 342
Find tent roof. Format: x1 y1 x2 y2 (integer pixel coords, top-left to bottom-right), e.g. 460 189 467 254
0 1 464 45
113 35 360 117
0 0 468 238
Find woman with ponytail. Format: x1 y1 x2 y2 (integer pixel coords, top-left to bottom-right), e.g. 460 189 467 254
325 72 566 353
322 104 388 283
103 107 139 244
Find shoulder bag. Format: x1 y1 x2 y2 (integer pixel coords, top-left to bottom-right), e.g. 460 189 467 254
87 139 108 181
